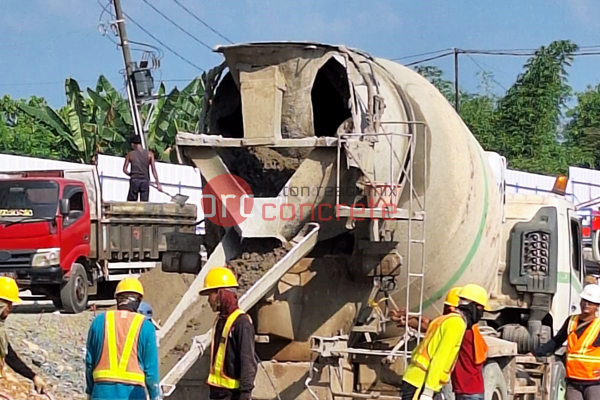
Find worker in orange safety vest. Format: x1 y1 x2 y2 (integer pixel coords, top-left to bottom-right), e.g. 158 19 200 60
85 277 160 400
399 284 490 400
200 266 257 400
532 284 600 400
449 285 490 400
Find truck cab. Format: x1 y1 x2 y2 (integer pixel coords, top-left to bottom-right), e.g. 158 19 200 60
0 168 199 313
0 174 92 310
490 180 587 356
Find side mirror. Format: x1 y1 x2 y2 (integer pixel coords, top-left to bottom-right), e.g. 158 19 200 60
59 199 70 216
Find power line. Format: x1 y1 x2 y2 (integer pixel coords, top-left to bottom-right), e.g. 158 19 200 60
170 0 234 44
139 0 213 52
465 54 508 91
0 78 198 88
405 52 454 66
392 48 452 61
122 10 205 72
396 45 600 63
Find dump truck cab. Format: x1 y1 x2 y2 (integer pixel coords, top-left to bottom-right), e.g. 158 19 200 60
0 168 199 314
0 175 91 290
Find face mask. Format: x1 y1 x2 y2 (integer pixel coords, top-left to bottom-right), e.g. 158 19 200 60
117 295 142 312
458 302 482 328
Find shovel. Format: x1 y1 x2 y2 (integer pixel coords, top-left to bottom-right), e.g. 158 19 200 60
150 183 189 205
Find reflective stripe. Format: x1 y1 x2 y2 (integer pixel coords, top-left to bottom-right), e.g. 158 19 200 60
566 316 600 380
411 313 464 384
92 311 146 385
207 309 245 389
472 325 488 365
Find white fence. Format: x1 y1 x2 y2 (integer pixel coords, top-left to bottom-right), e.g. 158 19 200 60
0 153 206 233
2 152 600 219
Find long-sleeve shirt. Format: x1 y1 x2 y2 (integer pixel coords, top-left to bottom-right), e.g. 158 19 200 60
85 312 161 400
209 313 257 400
533 316 600 386
403 314 467 394
5 342 36 380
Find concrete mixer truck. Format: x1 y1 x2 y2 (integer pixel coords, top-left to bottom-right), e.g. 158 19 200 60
154 42 592 400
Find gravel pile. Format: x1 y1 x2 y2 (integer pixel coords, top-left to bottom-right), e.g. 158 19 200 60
3 310 94 400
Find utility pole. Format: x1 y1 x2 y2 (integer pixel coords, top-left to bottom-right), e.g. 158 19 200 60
111 0 147 149
453 48 460 113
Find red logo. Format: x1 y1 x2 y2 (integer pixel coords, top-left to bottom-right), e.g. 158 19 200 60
201 174 254 227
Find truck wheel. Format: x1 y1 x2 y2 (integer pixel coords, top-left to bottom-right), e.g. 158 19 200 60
60 263 89 314
549 360 566 400
51 298 62 310
483 362 508 400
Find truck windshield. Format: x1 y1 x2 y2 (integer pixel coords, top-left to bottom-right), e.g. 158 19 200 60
0 180 59 220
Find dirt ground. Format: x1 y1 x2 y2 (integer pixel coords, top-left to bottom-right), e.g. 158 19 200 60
139 268 197 325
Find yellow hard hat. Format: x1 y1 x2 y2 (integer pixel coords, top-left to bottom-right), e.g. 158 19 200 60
199 267 239 295
115 277 144 297
0 277 21 304
458 284 491 311
444 286 463 307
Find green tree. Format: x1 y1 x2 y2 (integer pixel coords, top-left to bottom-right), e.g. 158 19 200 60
563 84 600 168
414 40 580 175
0 95 72 160
494 40 578 174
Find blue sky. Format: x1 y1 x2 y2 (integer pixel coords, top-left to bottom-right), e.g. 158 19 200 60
2 0 600 108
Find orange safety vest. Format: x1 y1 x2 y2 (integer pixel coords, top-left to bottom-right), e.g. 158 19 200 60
207 308 248 390
92 310 146 386
472 325 488 365
566 316 600 381
411 312 465 386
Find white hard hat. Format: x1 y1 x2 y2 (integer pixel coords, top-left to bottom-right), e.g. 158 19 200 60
580 284 600 304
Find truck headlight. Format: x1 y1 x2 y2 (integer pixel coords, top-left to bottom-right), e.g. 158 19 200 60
31 248 61 268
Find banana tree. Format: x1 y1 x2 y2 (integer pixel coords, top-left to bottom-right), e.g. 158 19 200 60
146 77 204 162
19 78 127 163
18 79 91 162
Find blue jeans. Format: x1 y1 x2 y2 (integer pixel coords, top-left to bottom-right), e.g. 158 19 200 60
455 395 484 400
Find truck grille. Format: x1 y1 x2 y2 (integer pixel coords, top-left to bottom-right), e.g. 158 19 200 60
0 250 33 268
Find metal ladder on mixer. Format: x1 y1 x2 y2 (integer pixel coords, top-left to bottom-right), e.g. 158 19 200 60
334 120 429 368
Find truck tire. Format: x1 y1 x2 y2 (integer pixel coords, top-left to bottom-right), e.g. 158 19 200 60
483 362 508 400
60 263 89 314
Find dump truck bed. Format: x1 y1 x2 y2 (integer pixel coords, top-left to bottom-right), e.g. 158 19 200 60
95 202 198 262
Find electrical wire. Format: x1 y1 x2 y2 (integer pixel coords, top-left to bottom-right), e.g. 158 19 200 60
122 10 205 72
392 48 452 61
465 54 508 91
139 0 213 52
395 45 600 62
404 52 454 66
169 0 234 44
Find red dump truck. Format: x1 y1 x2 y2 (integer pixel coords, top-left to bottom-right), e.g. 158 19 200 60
0 167 201 313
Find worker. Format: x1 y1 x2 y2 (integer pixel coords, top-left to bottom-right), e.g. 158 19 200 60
0 277 47 394
123 134 161 202
391 286 463 333
85 277 161 400
584 275 598 286
137 301 153 322
532 284 600 400
449 285 490 400
199 266 257 400
400 284 489 400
